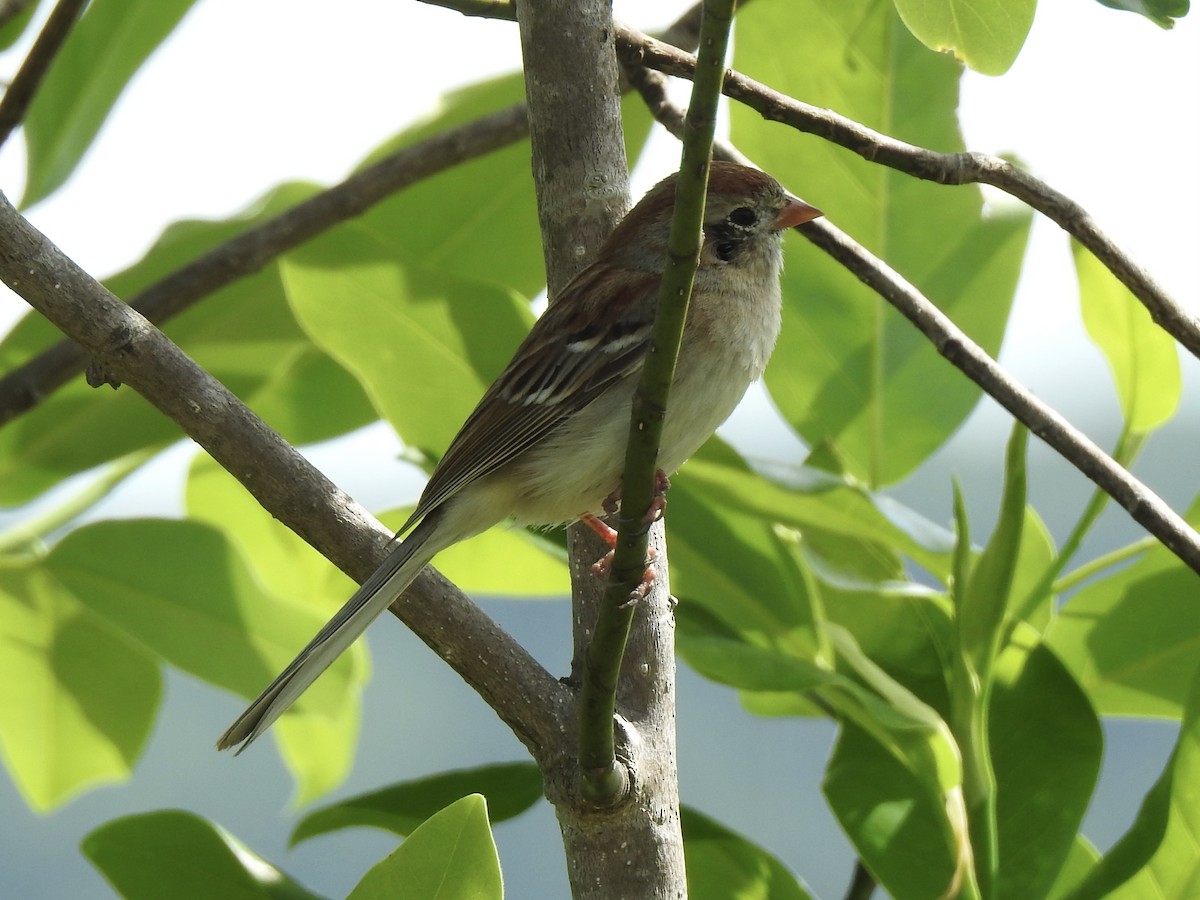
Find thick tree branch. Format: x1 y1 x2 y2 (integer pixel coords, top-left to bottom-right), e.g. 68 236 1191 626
515 0 629 295
514 0 691 894
0 190 572 764
0 0 88 150
621 57 1200 576
419 0 709 58
614 26 1200 361
0 103 528 423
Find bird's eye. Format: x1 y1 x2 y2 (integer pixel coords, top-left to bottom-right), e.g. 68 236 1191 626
728 207 757 227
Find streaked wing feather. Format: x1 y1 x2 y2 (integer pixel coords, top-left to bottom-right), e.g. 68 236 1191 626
401 266 657 528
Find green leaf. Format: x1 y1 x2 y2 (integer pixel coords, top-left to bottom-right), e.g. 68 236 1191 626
82 809 321 900
21 0 202 207
186 456 370 802
671 504 829 668
1074 240 1181 433
892 0 1037 74
280 221 534 456
0 182 373 507
670 442 957 716
356 72 654 300
0 367 179 507
827 624 964 797
187 452 562 792
44 518 364 793
1007 507 1059 632
824 722 965 900
681 806 812 899
286 75 648 457
957 425 1027 673
733 1 1031 487
680 625 962 787
1093 0 1190 28
186 453 355 608
0 0 38 51
681 622 969 898
990 628 1103 900
356 73 543 298
241 345 376 447
1046 536 1200 718
0 560 159 810
45 519 362 709
1048 837 1101 899
293 761 543 845
678 633 838 695
677 442 955 581
424 518 568 598
347 794 502 900
1065 663 1200 898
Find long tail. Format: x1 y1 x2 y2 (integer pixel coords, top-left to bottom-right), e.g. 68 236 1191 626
217 514 447 753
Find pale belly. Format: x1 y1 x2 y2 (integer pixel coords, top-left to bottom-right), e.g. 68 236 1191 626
498 335 768 526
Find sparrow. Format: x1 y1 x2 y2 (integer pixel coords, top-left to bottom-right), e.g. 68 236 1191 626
218 161 821 751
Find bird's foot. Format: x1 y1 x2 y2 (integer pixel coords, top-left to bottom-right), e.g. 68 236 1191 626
601 468 671 524
581 513 657 605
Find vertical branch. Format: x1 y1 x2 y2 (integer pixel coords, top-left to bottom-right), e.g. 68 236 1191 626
515 0 630 295
513 1 692 898
577 0 735 802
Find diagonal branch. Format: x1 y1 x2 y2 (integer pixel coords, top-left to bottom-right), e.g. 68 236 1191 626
0 189 572 764
0 0 88 150
619 59 1200 576
808 219 1200 573
614 26 1200 361
0 103 529 423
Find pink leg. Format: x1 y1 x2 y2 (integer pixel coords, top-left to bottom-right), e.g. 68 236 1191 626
581 513 657 604
643 469 671 526
601 468 672 522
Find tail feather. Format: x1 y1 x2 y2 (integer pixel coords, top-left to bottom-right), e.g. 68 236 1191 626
217 516 446 753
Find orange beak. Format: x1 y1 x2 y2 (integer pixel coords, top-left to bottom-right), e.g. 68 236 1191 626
774 195 823 230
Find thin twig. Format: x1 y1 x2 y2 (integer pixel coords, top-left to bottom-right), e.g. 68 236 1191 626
0 0 88 150
619 54 1200 576
810 221 1200 573
614 26 1200 360
843 860 877 900
419 0 515 19
577 0 735 804
0 103 528 423
0 189 573 764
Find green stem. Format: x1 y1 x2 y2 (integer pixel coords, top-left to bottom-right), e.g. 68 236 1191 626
1054 536 1156 594
842 860 876 900
1018 428 1143 615
950 653 997 897
577 0 736 804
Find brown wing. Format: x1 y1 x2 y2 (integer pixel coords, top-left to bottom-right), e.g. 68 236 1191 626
397 263 658 532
